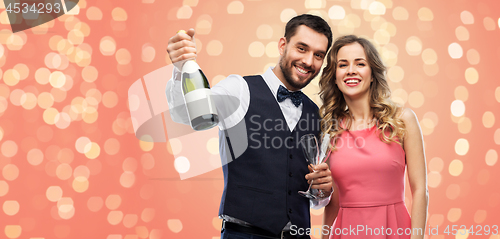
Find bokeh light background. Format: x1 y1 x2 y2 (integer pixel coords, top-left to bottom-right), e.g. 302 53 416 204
0 0 499 238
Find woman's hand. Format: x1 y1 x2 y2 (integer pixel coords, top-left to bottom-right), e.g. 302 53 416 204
305 162 333 194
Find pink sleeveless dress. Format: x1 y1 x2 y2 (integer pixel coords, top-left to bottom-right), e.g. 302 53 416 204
328 124 411 239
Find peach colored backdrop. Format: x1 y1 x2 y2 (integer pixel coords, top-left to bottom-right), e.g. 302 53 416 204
0 0 499 238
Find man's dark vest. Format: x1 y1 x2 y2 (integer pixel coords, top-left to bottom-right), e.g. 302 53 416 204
218 75 321 236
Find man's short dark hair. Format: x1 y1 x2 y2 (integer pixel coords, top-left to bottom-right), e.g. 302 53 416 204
284 14 333 52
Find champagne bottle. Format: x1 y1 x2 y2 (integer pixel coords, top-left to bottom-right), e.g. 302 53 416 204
181 60 219 130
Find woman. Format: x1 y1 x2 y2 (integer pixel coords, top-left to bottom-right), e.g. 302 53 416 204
318 35 428 239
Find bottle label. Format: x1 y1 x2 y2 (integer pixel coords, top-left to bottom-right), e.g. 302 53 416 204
183 88 217 120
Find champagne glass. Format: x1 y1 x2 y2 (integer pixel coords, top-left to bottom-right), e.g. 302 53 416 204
298 134 321 199
316 133 332 198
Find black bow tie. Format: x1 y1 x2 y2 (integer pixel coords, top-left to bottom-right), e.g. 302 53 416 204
277 85 303 107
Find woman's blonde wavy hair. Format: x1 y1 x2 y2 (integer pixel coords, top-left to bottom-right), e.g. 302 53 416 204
319 35 406 150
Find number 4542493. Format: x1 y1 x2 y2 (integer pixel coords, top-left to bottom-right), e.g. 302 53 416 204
6 2 61 14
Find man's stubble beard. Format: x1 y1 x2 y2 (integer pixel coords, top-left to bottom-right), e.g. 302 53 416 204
279 48 317 90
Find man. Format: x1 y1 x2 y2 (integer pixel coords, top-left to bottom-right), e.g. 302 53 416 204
166 14 333 239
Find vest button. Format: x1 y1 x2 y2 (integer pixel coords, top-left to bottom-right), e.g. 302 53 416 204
289 137 294 142
288 190 291 195
289 208 293 214
289 172 293 177
289 154 293 159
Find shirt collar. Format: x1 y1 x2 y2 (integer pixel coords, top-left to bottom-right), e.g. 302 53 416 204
262 67 302 97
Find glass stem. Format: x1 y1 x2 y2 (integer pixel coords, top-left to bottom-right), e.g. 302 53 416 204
306 168 317 192
306 179 313 192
